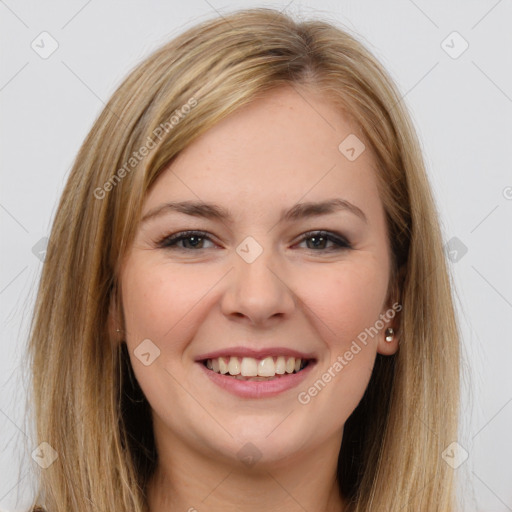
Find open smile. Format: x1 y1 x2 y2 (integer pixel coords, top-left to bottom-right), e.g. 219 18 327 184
197 355 317 399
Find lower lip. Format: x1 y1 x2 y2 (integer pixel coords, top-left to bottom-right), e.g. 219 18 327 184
197 361 315 399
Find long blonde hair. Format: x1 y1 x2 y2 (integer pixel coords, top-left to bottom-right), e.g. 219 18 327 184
24 7 461 511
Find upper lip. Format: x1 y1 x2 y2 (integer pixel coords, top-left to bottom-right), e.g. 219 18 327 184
195 346 317 362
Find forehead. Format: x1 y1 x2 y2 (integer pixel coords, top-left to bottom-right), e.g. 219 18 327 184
143 85 381 223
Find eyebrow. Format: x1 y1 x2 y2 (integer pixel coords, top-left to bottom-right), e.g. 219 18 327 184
141 198 368 225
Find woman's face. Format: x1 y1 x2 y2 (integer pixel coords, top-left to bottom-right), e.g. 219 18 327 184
119 85 398 468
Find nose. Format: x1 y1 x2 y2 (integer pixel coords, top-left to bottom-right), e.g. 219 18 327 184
220 244 296 326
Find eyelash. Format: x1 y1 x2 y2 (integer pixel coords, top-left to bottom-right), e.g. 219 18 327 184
156 230 352 252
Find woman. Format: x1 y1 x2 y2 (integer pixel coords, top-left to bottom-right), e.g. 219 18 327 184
26 7 461 512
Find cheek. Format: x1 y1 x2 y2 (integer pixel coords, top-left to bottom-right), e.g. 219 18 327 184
121 258 211 343
120 260 209 417
297 259 387 349
293 264 384 426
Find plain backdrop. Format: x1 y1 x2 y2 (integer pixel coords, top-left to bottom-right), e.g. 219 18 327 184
1 1 511 510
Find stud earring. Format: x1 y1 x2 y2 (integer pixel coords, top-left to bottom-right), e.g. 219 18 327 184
385 327 394 343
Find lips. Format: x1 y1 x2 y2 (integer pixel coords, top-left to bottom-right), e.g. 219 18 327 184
195 346 317 398
197 359 315 398
194 346 316 362
195 347 316 378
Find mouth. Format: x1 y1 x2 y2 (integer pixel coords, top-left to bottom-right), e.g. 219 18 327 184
201 355 313 381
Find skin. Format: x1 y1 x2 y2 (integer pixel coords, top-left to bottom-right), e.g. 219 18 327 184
117 84 400 512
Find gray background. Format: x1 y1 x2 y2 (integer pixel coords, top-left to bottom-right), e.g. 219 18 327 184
1 0 511 510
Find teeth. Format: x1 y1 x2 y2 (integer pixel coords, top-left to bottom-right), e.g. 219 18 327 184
258 356 275 376
275 356 286 374
241 357 258 377
228 356 240 375
204 356 308 377
218 357 229 374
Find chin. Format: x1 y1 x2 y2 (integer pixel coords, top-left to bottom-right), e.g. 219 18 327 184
202 418 312 469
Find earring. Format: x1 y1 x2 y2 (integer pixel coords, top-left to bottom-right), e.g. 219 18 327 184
385 327 394 343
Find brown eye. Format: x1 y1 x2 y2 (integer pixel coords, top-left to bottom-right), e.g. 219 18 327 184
296 231 352 251
157 230 215 250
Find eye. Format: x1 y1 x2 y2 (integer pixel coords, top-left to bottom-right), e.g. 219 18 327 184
156 230 216 250
156 229 352 252
295 230 352 252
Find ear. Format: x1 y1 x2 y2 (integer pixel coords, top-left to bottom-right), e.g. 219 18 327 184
107 283 124 347
377 264 406 356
